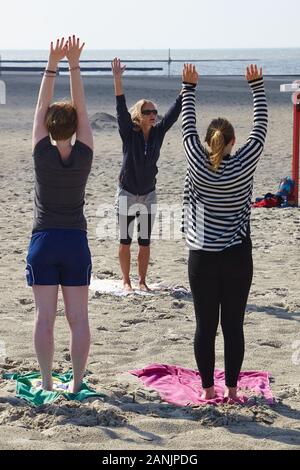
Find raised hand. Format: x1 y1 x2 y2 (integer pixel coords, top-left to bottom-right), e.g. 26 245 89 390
66 35 85 67
111 57 126 79
49 38 67 65
182 63 199 85
246 64 263 81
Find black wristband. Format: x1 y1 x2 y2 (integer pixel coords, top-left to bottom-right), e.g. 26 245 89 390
182 81 196 87
45 69 57 74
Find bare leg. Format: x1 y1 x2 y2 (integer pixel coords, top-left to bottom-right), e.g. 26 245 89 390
62 286 90 393
119 244 133 292
137 245 151 291
32 285 58 391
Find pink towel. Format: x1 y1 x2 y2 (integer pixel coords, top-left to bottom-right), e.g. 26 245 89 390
129 364 274 406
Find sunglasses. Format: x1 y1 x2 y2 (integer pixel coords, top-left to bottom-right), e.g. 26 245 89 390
142 109 158 116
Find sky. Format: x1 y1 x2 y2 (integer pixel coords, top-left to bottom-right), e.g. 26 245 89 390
1 0 299 50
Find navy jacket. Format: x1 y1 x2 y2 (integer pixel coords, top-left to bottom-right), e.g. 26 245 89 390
116 94 182 195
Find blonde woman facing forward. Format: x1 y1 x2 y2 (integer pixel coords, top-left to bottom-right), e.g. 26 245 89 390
112 58 182 292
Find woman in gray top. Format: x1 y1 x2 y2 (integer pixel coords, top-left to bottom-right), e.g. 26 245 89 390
26 36 93 393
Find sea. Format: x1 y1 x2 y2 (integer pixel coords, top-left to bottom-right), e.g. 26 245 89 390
0 48 300 76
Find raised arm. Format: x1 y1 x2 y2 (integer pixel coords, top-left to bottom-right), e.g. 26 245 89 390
236 65 268 166
181 64 207 171
111 57 133 138
66 35 93 150
32 38 67 151
246 65 268 145
157 93 182 133
112 57 126 97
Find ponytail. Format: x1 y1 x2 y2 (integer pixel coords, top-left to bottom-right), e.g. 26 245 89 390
205 118 235 171
209 130 226 171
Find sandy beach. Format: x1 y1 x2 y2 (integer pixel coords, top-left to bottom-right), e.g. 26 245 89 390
0 74 299 450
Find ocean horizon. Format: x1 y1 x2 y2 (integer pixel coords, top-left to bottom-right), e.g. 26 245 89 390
0 48 300 76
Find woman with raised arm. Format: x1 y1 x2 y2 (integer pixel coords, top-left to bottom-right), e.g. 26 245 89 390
181 64 268 401
112 58 182 292
26 36 93 393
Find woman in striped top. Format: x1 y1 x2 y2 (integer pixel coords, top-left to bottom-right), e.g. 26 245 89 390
181 64 268 401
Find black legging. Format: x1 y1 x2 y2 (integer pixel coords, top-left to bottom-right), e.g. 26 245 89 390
119 213 155 246
188 241 253 389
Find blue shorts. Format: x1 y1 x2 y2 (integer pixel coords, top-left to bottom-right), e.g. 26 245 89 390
26 229 92 286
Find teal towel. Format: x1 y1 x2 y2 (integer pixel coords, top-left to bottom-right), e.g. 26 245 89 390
3 371 106 406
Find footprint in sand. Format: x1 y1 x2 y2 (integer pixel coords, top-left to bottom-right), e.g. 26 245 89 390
277 385 300 399
62 353 71 361
0 358 22 370
120 318 146 327
256 339 283 348
134 388 161 403
174 257 187 264
95 270 118 280
172 301 185 309
18 298 33 306
97 326 108 331
155 312 175 320
164 332 191 342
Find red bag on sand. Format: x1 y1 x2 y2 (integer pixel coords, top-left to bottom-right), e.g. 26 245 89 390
253 197 279 208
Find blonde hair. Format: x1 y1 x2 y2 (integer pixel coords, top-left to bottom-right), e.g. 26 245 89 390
45 101 77 141
205 118 235 171
130 99 157 130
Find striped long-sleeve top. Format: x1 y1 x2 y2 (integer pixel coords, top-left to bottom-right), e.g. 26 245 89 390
181 78 268 251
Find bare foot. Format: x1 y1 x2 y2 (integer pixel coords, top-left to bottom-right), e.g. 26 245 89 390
224 387 239 401
42 379 53 392
138 282 151 292
67 380 81 394
42 385 53 392
123 282 133 293
201 386 215 400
